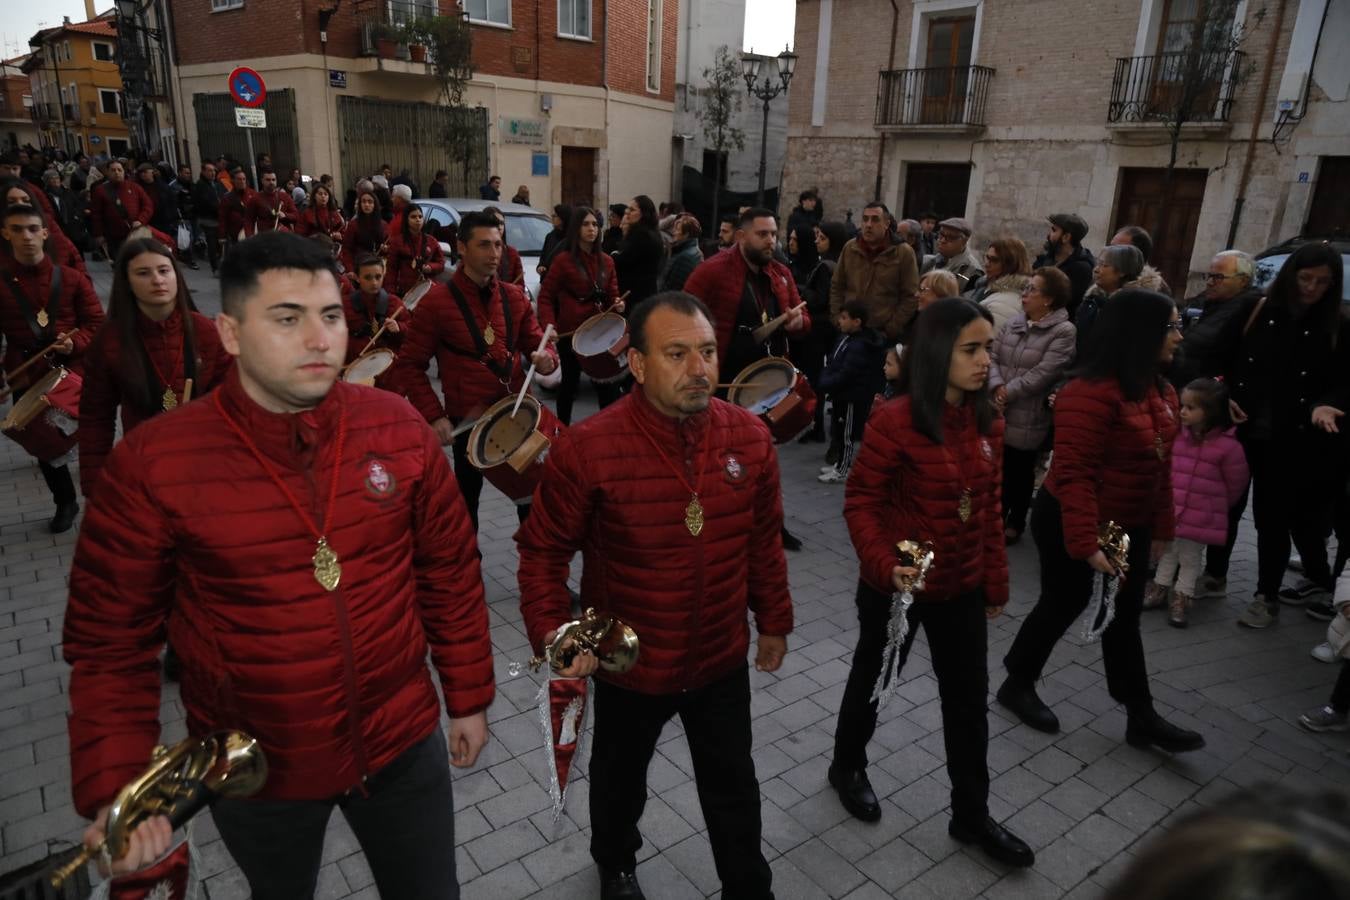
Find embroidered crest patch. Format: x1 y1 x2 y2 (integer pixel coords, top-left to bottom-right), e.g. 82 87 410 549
722 454 745 483
365 460 397 498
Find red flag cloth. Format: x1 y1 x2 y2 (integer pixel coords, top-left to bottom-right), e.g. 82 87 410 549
97 838 194 900
537 674 590 821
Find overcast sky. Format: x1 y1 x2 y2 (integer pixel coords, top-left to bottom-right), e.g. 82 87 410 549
2 1 795 63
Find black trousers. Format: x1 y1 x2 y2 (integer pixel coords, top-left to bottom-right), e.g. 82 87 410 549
1001 445 1039 535
554 336 623 426
832 582 990 826
1204 482 1250 580
198 218 222 270
451 429 530 533
1331 662 1350 715
1244 437 1335 597
1004 490 1153 713
11 386 77 506
211 731 459 900
590 666 773 900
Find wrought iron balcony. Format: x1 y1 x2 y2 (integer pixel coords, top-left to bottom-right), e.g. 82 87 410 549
1107 51 1244 124
875 65 994 130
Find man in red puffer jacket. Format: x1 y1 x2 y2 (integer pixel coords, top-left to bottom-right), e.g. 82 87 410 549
517 292 793 900
89 159 154 259
64 232 493 900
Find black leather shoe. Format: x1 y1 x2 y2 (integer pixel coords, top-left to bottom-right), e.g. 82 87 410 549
996 677 1059 733
599 868 645 900
780 527 802 552
1126 709 1205 753
949 816 1035 868
49 501 79 534
828 765 881 822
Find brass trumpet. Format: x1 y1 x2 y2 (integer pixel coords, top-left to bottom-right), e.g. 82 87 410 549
528 608 639 674
50 731 268 889
1098 522 1130 576
895 540 936 593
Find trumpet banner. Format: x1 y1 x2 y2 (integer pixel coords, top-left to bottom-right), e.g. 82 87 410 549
535 673 590 822
91 837 197 900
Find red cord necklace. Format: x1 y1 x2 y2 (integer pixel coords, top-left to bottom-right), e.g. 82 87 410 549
630 405 712 537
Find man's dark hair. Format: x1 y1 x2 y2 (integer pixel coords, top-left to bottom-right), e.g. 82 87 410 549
2 202 44 227
609 203 627 219
482 205 503 220
841 300 869 324
434 169 447 179
220 231 339 318
1074 288 1177 401
862 200 891 220
458 210 502 244
258 166 275 177
896 297 996 443
738 206 777 227
355 253 384 271
488 174 501 182
798 189 818 204
917 210 938 221
1114 225 1153 261
719 213 738 229
629 291 716 354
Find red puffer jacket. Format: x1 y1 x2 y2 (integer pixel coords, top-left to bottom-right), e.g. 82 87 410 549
342 285 407 363
517 389 794 695
682 246 809 373
536 247 620 334
78 309 234 499
297 206 346 239
1046 377 1178 559
389 267 556 422
63 371 494 816
245 190 299 233
217 189 255 241
89 180 155 242
0 258 105 390
381 231 445 295
845 397 1008 604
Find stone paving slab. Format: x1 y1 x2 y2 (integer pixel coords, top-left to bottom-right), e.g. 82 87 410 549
1 260 1347 898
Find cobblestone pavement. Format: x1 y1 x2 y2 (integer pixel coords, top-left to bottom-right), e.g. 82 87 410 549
1 261 1346 899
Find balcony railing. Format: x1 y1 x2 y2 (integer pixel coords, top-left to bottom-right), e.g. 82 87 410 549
360 0 439 57
875 65 994 129
1107 51 1244 124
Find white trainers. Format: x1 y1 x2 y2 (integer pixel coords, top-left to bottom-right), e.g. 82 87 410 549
819 464 838 474
1311 642 1338 664
818 466 848 484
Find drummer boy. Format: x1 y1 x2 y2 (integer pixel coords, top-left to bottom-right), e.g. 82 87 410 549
343 253 405 364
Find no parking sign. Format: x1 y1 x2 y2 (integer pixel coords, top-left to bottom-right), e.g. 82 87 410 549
228 67 266 108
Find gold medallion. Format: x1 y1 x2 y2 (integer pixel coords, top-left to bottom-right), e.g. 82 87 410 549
162 387 178 411
684 495 704 537
36 309 49 328
313 537 342 591
483 323 496 345
761 310 769 324
957 489 973 523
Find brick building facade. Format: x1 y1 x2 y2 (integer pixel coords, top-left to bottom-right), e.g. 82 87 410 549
784 0 1348 296
0 58 40 152
167 0 678 211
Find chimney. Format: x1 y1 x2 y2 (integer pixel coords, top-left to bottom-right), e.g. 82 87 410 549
85 0 97 21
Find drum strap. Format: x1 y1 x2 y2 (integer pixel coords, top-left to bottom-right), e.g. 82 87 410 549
446 281 516 381
5 264 62 343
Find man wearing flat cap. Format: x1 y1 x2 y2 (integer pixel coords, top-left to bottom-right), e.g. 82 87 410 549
921 217 984 290
1034 213 1096 315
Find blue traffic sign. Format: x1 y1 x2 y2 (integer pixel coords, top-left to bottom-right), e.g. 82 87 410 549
228 67 266 108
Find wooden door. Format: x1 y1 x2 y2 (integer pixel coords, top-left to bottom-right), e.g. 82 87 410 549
1305 157 1350 237
923 16 974 124
1113 167 1209 297
903 163 972 223
560 146 595 209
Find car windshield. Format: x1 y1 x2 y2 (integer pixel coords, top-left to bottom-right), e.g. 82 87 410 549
505 214 552 255
1253 251 1350 301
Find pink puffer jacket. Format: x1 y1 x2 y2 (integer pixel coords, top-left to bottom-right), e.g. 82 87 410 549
1171 426 1249 545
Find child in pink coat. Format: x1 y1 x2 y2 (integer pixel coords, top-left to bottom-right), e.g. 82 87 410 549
1146 378 1250 626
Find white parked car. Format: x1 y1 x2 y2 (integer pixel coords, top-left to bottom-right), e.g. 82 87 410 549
413 198 553 302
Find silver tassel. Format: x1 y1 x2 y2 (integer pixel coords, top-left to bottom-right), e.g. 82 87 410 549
1079 570 1121 642
869 589 914 708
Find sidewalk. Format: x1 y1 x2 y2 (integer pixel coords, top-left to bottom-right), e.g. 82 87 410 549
1 261 1346 899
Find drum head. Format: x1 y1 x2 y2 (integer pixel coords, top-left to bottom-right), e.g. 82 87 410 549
343 349 394 385
573 312 626 356
468 395 541 468
403 281 431 311
727 358 797 415
4 367 65 427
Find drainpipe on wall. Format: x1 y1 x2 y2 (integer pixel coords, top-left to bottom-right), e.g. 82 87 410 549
1226 0 1288 248
602 0 611 206
873 0 899 201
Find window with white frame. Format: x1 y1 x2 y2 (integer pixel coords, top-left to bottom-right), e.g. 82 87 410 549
211 0 244 11
92 41 114 61
558 0 590 38
645 0 661 91
465 0 510 26
99 88 122 116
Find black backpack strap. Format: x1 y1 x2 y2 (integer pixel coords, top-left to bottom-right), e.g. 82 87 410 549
447 281 513 381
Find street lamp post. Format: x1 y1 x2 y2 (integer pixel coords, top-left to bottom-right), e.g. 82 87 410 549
741 46 797 209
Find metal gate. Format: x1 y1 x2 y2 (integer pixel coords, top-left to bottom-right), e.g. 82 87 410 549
192 89 301 178
337 96 488 199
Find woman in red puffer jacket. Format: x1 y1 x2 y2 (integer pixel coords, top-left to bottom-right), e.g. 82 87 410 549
999 289 1206 754
831 297 1033 869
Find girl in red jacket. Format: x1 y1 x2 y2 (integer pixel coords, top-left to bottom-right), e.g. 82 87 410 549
999 289 1206 754
831 297 1034 869
535 206 625 423
296 183 345 241
381 204 445 295
341 188 386 273
79 237 232 501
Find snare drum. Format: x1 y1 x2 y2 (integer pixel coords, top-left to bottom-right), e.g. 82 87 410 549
342 348 395 387
571 311 630 384
726 357 817 444
402 280 432 312
466 394 566 503
2 366 81 462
